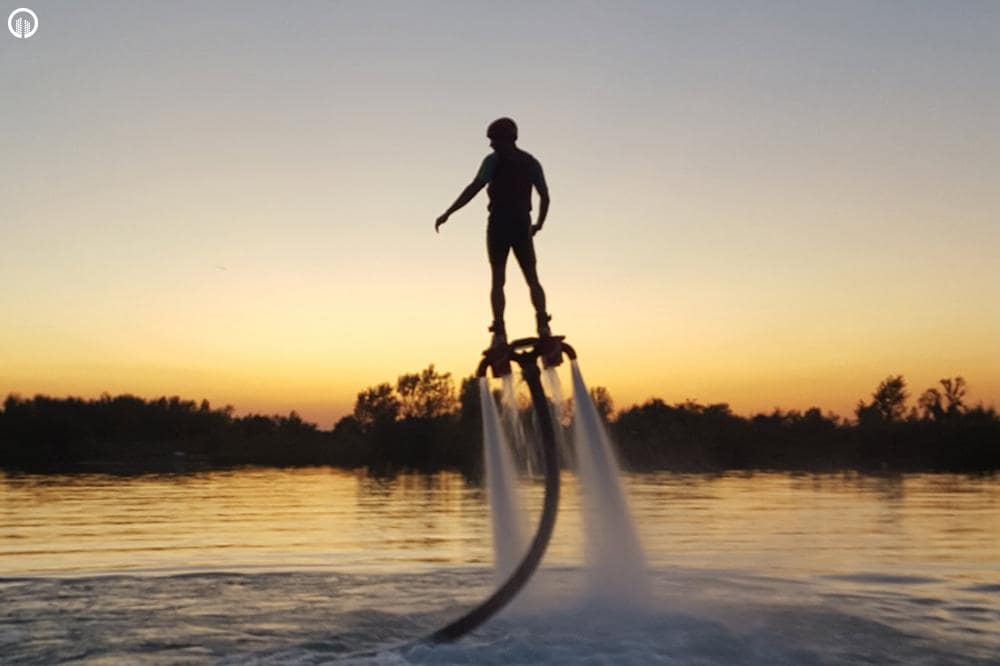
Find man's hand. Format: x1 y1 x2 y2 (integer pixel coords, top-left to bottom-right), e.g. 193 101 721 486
435 213 449 233
531 223 543 237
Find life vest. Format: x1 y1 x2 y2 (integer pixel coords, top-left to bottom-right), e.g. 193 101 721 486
487 150 535 215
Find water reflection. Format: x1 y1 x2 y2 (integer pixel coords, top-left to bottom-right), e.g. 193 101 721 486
2 469 997 663
0 469 997 588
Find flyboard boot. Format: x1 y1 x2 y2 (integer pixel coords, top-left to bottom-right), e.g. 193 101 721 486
485 321 512 377
535 313 563 367
489 321 507 349
536 312 552 338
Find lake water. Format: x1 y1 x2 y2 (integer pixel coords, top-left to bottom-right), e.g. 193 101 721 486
1 469 997 664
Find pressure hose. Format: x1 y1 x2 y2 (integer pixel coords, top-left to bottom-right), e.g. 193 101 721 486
426 337 575 642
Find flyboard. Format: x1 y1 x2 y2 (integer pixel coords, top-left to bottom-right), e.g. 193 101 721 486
426 335 576 642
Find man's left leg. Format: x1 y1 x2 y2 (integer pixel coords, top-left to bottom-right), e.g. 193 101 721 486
512 235 551 337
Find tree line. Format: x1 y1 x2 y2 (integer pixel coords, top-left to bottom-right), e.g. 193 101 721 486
1 369 996 474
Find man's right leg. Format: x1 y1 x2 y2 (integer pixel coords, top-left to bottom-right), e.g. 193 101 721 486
487 227 511 345
490 259 507 328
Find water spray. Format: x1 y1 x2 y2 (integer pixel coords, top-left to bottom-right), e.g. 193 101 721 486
427 335 575 643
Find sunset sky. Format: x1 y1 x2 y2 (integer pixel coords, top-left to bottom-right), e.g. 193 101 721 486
3 2 998 427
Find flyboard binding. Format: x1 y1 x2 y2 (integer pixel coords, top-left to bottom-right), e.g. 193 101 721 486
481 335 569 379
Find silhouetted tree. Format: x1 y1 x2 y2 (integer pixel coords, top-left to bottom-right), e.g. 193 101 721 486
458 376 480 423
918 376 967 421
396 364 458 419
856 375 909 424
589 386 615 424
353 383 400 430
2 369 998 474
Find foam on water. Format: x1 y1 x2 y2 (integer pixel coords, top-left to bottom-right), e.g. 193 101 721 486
5 568 991 664
569 360 650 601
479 378 527 580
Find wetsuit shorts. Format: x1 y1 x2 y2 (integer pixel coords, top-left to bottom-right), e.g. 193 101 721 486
487 211 535 268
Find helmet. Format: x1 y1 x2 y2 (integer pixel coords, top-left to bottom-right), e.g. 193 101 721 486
487 117 518 142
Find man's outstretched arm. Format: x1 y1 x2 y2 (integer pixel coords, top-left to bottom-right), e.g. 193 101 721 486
436 180 486 232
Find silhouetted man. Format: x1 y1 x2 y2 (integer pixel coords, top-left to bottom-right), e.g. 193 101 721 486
436 117 551 348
